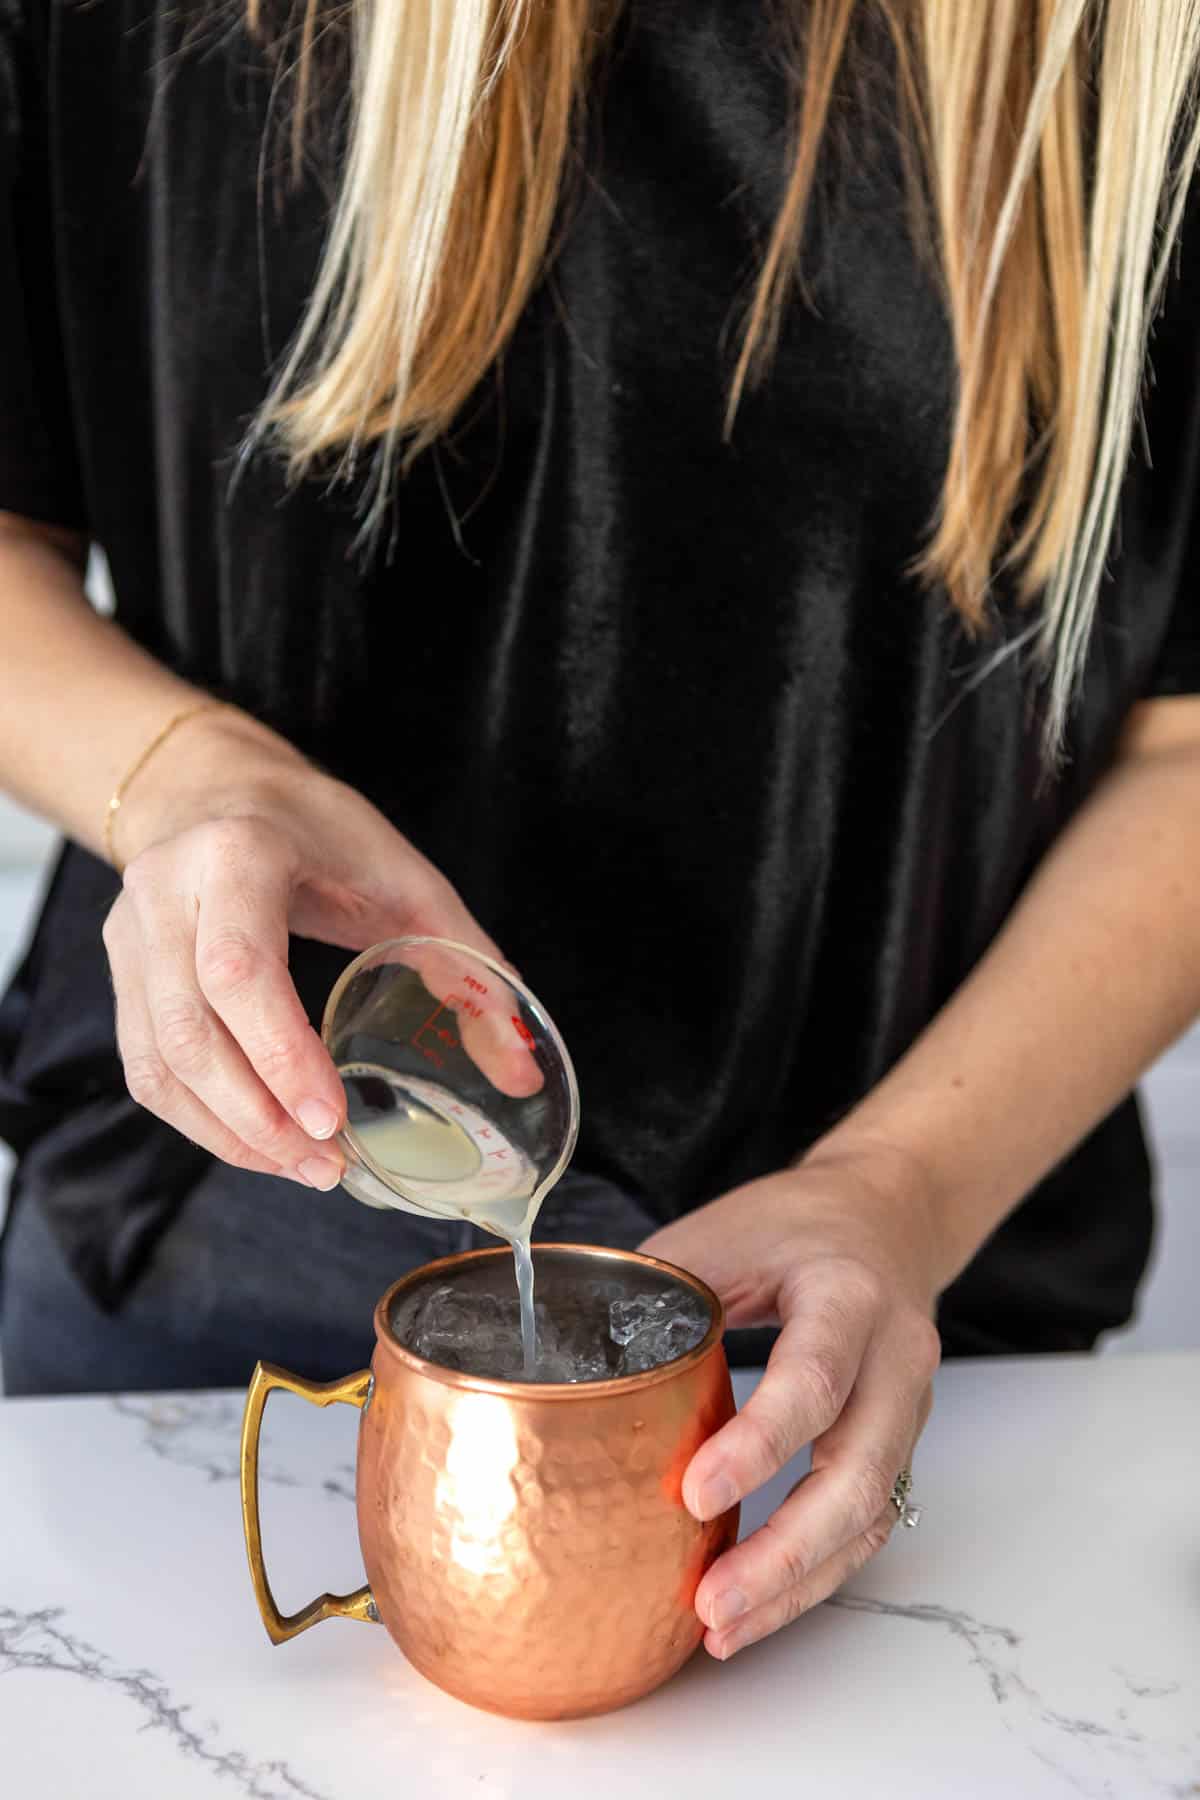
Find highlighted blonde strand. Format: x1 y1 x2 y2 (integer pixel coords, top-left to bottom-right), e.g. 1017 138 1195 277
252 1 1200 757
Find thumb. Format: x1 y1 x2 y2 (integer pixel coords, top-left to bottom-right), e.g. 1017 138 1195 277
293 857 509 971
375 872 510 972
281 773 508 966
294 859 543 1101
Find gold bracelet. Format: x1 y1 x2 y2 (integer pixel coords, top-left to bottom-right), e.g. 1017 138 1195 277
103 699 225 872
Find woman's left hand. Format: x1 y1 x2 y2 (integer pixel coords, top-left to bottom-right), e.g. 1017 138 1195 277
638 1148 944 1660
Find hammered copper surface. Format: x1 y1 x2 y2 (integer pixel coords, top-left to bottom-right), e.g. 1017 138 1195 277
241 1245 738 1720
360 1247 737 1720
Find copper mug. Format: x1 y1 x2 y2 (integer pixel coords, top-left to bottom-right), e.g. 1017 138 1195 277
239 1244 738 1719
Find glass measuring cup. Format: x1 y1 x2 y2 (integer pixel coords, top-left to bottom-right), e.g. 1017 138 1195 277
320 938 579 1242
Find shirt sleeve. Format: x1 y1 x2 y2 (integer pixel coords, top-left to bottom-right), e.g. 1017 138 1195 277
0 0 88 530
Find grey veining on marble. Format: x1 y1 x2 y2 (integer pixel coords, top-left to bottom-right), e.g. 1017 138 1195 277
828 1594 1197 1798
110 1393 358 1501
1 1605 330 1800
2 1354 1197 1798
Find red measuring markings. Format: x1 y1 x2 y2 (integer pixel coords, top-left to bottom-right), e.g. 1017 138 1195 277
511 1015 535 1047
489 1149 510 1160
410 1001 456 1068
462 974 488 994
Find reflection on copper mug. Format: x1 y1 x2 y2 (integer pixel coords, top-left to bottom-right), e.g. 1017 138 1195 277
239 1245 739 1719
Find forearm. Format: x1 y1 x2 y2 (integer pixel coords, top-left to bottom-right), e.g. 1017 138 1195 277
811 696 1200 1292
0 513 286 862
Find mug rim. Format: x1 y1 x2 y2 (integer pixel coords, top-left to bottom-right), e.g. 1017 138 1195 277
372 1243 727 1400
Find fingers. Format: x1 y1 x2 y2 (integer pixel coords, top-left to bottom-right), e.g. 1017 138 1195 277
105 901 281 1177
194 849 348 1140
264 781 535 1096
704 1501 899 1661
682 1280 876 1522
400 940 545 1100
136 913 341 1188
290 793 511 973
693 1312 938 1635
109 826 346 1188
104 792 524 1183
295 825 541 1099
405 883 511 975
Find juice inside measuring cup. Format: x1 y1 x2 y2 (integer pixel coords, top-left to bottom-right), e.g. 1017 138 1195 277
346 1065 544 1371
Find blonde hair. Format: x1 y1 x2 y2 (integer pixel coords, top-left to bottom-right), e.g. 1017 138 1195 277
249 0 1200 754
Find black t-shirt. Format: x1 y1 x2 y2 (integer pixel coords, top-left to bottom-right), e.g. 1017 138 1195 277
2 0 1198 1350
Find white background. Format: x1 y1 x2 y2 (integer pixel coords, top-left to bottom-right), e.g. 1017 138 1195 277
0 791 1195 1351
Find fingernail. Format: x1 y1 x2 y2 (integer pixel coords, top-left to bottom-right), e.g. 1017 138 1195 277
708 1587 748 1630
690 1471 737 1521
297 1099 339 1140
298 1156 342 1191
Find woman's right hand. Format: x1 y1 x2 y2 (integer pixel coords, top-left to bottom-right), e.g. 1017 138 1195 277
101 707 507 1190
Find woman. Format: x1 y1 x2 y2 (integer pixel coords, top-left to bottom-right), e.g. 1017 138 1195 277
1 0 1198 1661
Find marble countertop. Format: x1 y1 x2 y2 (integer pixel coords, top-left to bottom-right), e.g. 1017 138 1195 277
1 1352 1197 1799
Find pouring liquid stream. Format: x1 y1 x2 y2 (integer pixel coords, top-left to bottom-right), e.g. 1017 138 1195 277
348 1073 546 1375
510 1236 538 1378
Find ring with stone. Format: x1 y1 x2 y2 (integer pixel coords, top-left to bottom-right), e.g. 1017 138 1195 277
889 1466 922 1529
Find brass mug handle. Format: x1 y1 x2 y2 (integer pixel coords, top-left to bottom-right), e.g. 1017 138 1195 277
239 1360 379 1644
